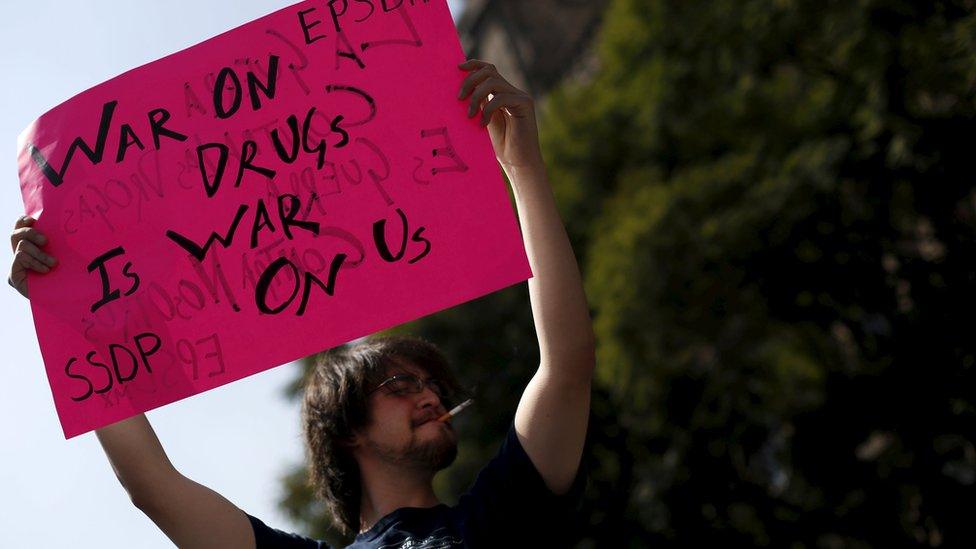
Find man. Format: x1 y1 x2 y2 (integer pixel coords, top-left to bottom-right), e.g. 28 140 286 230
9 59 596 548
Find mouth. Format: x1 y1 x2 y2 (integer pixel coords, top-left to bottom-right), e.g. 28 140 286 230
416 418 450 429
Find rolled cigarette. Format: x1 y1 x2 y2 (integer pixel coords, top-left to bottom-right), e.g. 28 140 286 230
437 398 474 422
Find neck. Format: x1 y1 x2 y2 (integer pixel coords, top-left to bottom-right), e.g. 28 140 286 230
357 463 441 534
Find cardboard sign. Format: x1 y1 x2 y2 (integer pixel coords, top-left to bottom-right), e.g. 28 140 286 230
16 0 531 439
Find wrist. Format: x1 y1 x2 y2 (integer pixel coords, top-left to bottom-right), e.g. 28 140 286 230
500 157 548 188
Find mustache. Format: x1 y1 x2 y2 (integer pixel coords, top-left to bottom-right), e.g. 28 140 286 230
413 410 444 426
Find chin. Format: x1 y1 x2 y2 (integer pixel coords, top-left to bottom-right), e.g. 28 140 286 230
414 430 458 470
433 440 459 470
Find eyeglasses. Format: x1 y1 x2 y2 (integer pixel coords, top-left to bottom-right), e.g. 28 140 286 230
367 373 450 400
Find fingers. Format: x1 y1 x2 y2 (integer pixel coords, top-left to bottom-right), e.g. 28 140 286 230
458 58 493 72
480 93 532 126
9 215 56 279
458 59 524 116
11 226 47 250
9 216 42 298
467 77 519 118
14 244 51 274
16 239 57 270
10 216 40 251
457 65 495 100
14 215 35 229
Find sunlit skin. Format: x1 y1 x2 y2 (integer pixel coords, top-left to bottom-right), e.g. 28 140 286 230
347 358 458 533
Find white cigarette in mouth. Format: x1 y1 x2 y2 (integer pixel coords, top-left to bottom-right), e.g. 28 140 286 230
437 398 473 422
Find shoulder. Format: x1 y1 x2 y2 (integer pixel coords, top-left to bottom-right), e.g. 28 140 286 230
451 421 589 547
462 420 588 510
500 420 589 504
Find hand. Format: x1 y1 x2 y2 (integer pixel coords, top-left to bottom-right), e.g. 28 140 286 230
458 59 544 172
9 215 57 299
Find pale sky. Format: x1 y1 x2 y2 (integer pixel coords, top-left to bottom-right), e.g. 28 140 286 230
0 1 465 547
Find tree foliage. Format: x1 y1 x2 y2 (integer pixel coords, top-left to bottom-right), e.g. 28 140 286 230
280 1 976 546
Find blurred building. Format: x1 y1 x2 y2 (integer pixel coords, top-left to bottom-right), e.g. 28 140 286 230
457 0 609 97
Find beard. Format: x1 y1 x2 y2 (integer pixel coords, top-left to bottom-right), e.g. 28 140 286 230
408 434 458 470
366 427 458 471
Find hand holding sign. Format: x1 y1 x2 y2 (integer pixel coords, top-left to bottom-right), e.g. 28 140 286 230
9 215 57 299
458 59 544 172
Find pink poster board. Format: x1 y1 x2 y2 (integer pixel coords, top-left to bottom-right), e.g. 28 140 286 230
16 0 531 439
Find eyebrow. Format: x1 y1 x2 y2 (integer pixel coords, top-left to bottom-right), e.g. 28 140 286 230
391 371 435 381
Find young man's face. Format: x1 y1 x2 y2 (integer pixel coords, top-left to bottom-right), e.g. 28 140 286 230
352 358 458 471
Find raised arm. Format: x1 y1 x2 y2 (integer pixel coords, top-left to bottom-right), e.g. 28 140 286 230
97 415 255 548
10 216 255 548
458 61 596 494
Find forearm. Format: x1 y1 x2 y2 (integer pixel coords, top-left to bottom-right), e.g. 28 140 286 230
455 59 595 376
505 161 596 376
96 414 255 548
95 413 179 505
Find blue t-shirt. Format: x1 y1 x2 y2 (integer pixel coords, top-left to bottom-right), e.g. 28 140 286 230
246 420 588 548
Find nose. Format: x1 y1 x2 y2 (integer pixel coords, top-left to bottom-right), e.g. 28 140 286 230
415 383 441 410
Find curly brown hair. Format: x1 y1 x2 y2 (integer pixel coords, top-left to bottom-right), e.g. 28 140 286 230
300 334 472 536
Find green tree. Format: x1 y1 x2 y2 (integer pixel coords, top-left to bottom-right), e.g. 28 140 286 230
547 0 976 545
280 1 976 546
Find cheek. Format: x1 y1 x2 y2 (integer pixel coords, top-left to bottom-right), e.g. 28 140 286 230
366 408 414 440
